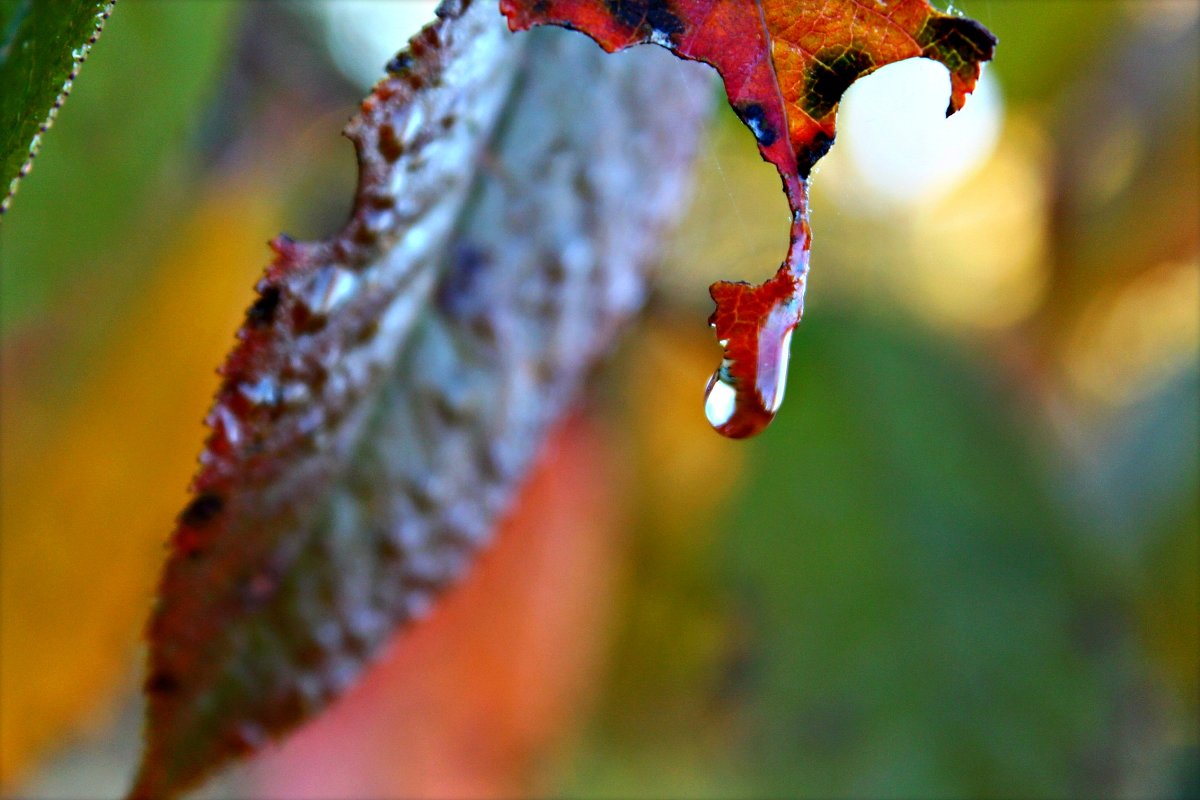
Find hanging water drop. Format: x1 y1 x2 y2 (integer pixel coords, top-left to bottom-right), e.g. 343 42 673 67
702 324 793 439
703 368 738 430
704 275 800 439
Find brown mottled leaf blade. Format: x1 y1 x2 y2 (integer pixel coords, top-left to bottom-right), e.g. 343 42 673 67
131 1 711 797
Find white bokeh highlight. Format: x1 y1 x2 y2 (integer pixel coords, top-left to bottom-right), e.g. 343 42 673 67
829 58 1003 208
317 0 441 90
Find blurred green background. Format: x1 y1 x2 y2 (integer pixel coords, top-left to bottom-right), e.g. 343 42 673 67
1 1 1196 798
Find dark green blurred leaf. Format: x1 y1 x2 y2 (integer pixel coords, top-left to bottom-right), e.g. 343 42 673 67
1071 367 1199 553
0 0 113 212
0 0 235 335
954 0 1123 107
719 310 1108 797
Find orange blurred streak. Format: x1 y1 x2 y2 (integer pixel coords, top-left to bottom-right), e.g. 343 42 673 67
249 419 625 800
0 186 273 784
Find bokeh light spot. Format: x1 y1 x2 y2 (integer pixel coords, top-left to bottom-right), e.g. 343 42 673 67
824 57 1003 209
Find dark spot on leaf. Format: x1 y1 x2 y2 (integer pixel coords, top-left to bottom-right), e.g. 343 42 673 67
796 130 834 178
173 526 211 560
309 364 329 395
605 0 684 39
270 233 297 257
180 492 224 527
342 628 371 658
145 671 180 695
354 319 379 345
366 192 395 210
353 225 377 246
468 314 498 345
273 690 308 729
432 391 467 425
918 15 997 72
804 48 875 120
734 102 777 146
406 477 442 514
375 534 403 560
225 723 266 756
246 286 281 328
291 303 327 335
438 242 491 318
385 52 412 74
377 122 403 163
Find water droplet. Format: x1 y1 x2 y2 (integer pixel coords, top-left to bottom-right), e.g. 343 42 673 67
238 377 280 407
210 404 242 448
281 381 311 406
398 103 426 144
703 368 738 429
299 265 360 316
704 302 796 439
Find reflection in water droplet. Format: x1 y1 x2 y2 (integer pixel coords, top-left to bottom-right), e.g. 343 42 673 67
761 328 793 414
239 377 280 407
399 104 426 145
281 381 312 406
704 369 737 429
213 405 242 448
300 265 361 315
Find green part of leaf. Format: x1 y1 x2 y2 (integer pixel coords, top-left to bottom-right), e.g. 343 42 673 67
0 0 235 335
0 0 115 215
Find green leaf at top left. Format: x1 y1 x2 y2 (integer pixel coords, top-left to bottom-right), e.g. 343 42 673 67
0 0 115 215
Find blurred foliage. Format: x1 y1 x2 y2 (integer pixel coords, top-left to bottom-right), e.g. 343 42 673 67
722 313 1121 798
1 1 1196 798
964 0 1122 107
0 0 235 331
0 0 110 204
0 0 248 783
0 189 275 782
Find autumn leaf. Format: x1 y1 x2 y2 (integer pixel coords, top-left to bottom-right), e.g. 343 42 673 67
501 0 996 437
130 2 710 797
0 0 115 215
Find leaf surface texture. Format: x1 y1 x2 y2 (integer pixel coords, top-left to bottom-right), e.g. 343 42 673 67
132 2 710 796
